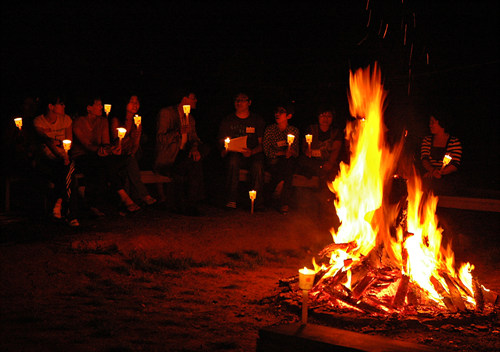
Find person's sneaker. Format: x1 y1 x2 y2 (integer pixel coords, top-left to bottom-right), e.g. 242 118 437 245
143 195 157 206
90 207 105 217
280 205 289 215
66 218 80 227
225 201 237 209
52 204 62 219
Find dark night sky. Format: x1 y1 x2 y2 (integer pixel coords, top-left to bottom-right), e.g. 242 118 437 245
2 1 499 186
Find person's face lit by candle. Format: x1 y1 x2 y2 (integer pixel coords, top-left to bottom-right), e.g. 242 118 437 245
49 98 66 118
234 93 251 115
274 107 291 125
318 111 333 132
87 99 103 118
429 116 445 135
127 96 140 115
184 93 197 110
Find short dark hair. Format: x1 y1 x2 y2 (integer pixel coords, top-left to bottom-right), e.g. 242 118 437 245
233 91 252 101
317 104 336 117
275 102 295 116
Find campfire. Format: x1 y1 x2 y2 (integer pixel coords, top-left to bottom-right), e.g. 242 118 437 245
296 64 498 317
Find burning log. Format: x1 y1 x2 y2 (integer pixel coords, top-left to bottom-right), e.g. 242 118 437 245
351 273 376 300
430 276 457 313
392 274 410 308
441 273 467 312
318 241 357 258
322 286 387 315
472 279 484 313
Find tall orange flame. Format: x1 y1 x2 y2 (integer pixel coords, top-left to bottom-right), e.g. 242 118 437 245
310 63 478 311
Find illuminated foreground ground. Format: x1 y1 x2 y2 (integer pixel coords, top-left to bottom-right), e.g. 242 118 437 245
1 203 498 351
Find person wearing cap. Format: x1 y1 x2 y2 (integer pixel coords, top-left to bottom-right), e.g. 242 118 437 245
263 103 300 214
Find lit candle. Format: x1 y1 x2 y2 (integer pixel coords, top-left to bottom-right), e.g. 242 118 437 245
249 190 256 214
134 114 141 128
305 134 312 154
182 104 190 126
224 137 230 151
287 134 295 151
298 267 316 290
104 104 112 117
117 127 127 141
14 117 23 130
441 154 452 170
298 266 316 325
62 139 72 152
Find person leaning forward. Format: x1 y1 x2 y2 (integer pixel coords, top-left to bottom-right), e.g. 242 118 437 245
154 90 206 215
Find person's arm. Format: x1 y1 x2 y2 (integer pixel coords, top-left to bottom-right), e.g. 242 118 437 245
188 119 202 161
324 140 342 170
262 127 273 159
156 109 180 145
420 136 435 177
441 137 462 176
288 127 300 158
34 121 66 160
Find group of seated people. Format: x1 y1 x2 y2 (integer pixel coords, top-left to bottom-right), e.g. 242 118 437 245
4 89 462 226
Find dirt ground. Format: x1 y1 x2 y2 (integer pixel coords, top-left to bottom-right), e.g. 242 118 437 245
1 197 499 351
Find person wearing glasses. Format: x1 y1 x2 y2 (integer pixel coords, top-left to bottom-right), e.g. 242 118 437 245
262 103 300 214
218 92 265 210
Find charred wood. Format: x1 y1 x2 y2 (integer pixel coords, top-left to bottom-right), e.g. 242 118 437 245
473 279 484 313
442 273 467 312
392 275 410 308
430 276 457 313
351 273 376 300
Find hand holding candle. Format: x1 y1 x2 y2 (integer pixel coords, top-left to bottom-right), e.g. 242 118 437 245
287 134 295 151
305 134 312 155
62 139 72 154
249 190 256 214
104 104 112 117
14 117 23 130
134 114 141 128
182 105 190 126
117 127 127 147
441 154 452 170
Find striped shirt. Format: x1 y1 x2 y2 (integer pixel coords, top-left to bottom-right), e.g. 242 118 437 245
420 135 462 169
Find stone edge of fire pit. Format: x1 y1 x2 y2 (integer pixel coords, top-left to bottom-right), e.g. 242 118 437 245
256 323 436 352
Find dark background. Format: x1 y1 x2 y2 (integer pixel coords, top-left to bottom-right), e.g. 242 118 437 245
2 0 499 189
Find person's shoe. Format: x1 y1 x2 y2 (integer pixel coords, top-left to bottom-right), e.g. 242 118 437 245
125 202 141 213
280 205 289 215
52 203 62 219
143 195 157 206
66 218 80 227
225 201 237 209
90 207 105 217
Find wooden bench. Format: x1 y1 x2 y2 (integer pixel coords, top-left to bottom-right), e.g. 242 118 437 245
238 169 320 189
3 170 172 212
437 195 500 212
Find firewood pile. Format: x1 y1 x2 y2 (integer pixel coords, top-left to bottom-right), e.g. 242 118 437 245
278 241 499 318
